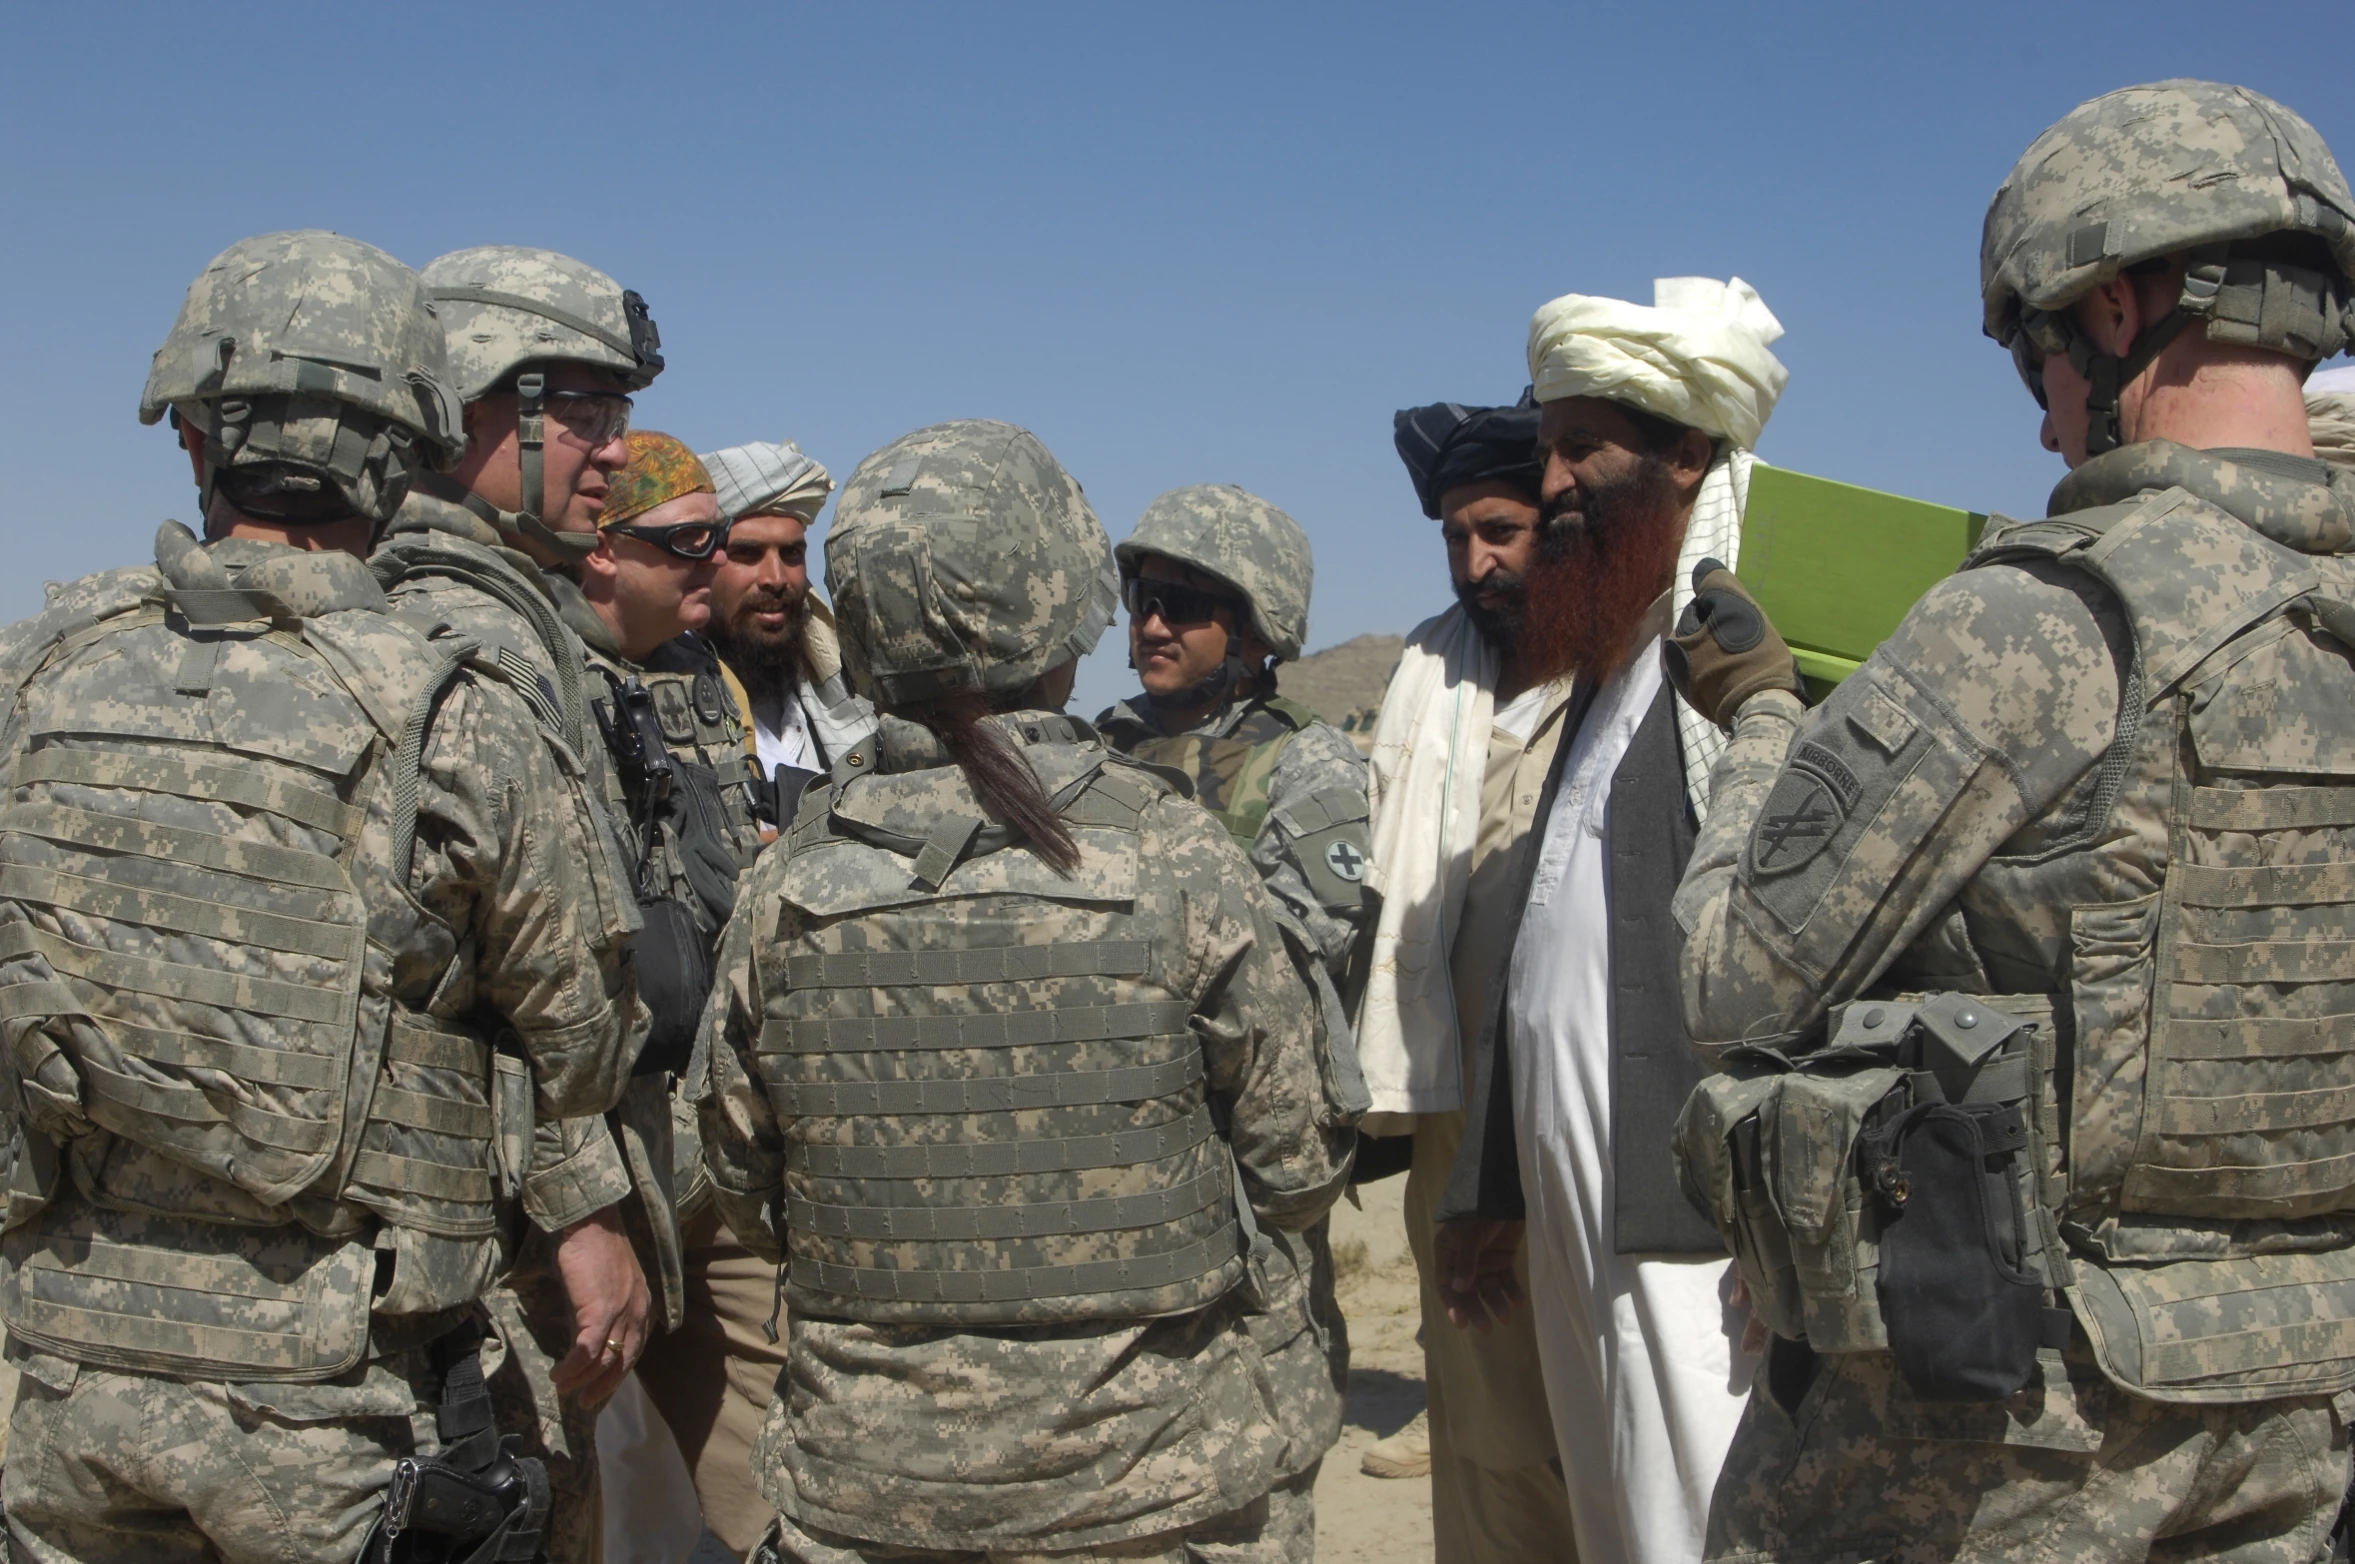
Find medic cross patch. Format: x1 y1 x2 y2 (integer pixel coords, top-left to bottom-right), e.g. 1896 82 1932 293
1748 741 1864 877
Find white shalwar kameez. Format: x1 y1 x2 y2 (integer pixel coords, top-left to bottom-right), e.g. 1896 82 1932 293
1505 634 1756 1564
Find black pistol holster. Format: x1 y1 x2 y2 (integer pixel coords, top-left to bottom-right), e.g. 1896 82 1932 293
364 1323 550 1564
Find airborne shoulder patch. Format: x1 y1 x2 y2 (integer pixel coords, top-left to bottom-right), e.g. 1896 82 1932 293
1748 741 1863 877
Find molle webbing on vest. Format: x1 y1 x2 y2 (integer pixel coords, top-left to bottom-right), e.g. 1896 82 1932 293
0 1202 375 1382
2127 765 2355 1220
757 929 1242 1325
0 747 370 1208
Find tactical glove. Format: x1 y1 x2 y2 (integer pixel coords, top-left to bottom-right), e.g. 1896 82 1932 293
1663 557 1804 730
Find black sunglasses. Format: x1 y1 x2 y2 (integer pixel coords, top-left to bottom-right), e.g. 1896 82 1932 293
605 516 729 560
1122 577 1242 628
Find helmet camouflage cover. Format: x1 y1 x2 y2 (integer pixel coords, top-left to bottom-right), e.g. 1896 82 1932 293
422 246 664 401
826 420 1117 707
139 230 464 524
1983 79 2355 356
1117 484 1312 662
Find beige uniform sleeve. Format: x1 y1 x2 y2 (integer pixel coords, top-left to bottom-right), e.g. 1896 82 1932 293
412 676 647 1228
699 848 791 1263
1158 799 1355 1234
1674 562 2122 1047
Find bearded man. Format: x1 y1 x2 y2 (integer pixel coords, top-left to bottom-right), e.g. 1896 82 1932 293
1432 279 1790 1564
1354 396 1579 1563
698 439 875 808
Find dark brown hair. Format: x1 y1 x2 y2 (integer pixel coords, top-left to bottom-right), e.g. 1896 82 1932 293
904 693 1082 874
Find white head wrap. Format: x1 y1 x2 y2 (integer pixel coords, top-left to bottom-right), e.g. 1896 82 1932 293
1526 276 1789 449
1526 277 1794 819
700 439 835 522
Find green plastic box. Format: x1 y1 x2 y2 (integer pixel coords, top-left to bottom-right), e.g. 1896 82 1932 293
1736 463 1989 695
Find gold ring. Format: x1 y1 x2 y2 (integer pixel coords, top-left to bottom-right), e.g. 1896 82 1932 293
606 1337 626 1354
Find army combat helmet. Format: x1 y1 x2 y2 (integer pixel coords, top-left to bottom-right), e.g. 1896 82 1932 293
826 420 1118 709
421 246 664 559
1117 484 1312 708
1984 79 2355 456
140 230 464 532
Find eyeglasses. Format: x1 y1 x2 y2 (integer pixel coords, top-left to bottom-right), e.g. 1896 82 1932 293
2006 308 2080 413
605 516 729 560
546 390 633 446
1122 577 1241 628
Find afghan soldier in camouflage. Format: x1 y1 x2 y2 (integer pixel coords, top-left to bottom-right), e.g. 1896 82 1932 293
1669 81 2355 1562
370 246 669 1562
1096 484 1373 1558
0 231 642 1564
700 420 1355 1562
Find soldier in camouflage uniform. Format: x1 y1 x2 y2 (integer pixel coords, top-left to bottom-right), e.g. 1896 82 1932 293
545 430 766 1335
0 231 642 1564
1668 81 2355 1562
699 420 1355 1562
369 246 669 1562
1095 485 1373 1559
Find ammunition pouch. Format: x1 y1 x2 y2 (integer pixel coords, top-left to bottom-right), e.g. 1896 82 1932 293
1674 992 2070 1402
364 1323 549 1564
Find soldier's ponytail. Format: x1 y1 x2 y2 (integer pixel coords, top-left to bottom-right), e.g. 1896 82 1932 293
904 695 1082 875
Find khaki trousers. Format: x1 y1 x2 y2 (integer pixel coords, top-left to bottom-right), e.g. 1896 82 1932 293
1405 1110 1578 1564
635 1204 790 1557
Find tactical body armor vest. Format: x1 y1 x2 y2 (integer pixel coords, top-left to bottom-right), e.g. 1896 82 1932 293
1682 450 2355 1404
1113 693 1319 848
0 529 527 1381
755 720 1249 1327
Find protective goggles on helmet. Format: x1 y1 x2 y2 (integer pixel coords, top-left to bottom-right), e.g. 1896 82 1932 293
1122 577 1243 628
604 515 729 559
547 390 633 446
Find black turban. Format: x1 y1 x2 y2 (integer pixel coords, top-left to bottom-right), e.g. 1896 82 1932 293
1393 394 1545 520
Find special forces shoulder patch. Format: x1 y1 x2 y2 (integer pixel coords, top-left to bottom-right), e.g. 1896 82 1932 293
1748 741 1863 877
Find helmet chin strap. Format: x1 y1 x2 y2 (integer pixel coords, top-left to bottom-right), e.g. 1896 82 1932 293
2069 307 2195 458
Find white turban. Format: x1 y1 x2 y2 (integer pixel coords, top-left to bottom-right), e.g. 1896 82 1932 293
1526 276 1789 450
700 439 835 522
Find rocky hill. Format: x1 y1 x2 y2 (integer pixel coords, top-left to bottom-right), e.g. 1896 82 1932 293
1279 632 1404 750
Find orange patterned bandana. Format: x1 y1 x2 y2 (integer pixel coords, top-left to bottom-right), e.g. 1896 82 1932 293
602 430 714 527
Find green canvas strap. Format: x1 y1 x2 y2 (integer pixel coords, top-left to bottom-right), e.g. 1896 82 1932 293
789 1101 1214 1179
789 1227 1240 1307
349 1146 494 1204
783 939 1150 989
788 1165 1228 1242
13 749 364 842
759 999 1194 1055
2188 786 2355 830
75 1053 334 1154
771 1051 1203 1117
389 641 475 885
385 1015 491 1074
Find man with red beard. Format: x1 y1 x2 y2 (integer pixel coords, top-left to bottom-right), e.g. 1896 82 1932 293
1434 280 1791 1564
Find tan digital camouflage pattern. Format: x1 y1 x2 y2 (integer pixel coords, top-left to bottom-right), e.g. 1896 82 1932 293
1981 80 2355 344
825 421 1120 705
701 712 1350 1551
0 529 641 1387
753 1473 1307 1562
4 1345 442 1564
1098 690 1372 1559
1117 485 1316 662
1705 1340 2349 1564
422 246 660 400
1680 443 2355 1549
138 231 466 518
1097 693 1374 979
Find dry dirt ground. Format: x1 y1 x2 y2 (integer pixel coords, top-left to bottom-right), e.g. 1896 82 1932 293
1315 1171 1435 1562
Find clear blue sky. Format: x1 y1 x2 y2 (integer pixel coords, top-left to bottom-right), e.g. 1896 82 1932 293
5 3 2347 716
